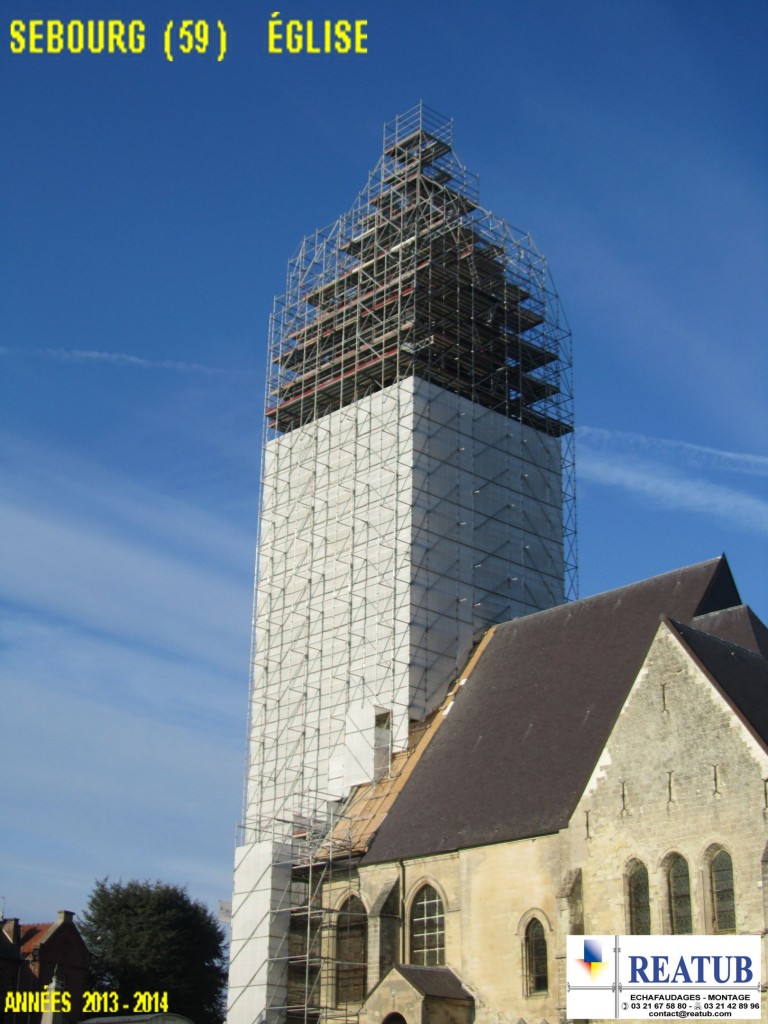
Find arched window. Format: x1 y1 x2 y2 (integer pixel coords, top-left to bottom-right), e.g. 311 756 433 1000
628 861 651 934
524 918 548 994
409 884 444 966
336 895 367 1005
668 855 692 934
710 850 736 933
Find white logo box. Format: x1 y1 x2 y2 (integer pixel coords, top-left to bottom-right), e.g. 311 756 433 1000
566 935 762 1020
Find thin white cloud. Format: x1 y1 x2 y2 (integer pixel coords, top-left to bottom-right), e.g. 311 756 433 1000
1 346 224 373
0 431 256 682
0 613 243 736
0 432 253 573
0 655 241 919
46 348 225 373
578 427 768 535
579 427 768 477
0 494 250 674
0 435 251 921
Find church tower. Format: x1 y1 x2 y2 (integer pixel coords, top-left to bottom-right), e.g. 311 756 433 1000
229 104 575 1024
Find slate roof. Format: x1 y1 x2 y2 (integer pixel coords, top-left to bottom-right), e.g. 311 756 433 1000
672 619 768 745
394 964 474 1000
692 605 768 660
363 556 752 864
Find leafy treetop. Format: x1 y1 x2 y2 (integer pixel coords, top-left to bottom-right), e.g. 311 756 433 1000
79 878 227 1024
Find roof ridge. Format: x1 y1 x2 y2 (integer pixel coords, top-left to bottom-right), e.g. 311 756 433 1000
694 602 749 619
495 556 727 629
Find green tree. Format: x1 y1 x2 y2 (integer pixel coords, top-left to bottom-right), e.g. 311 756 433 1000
79 879 227 1024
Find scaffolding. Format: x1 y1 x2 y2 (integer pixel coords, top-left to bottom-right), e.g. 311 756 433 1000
232 692 452 1024
268 107 572 442
252 809 364 1024
229 103 576 1024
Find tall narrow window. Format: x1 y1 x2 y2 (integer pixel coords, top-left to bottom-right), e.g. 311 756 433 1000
711 850 736 933
628 861 651 934
668 855 692 934
409 884 444 966
525 918 548 994
374 709 391 781
336 895 367 1005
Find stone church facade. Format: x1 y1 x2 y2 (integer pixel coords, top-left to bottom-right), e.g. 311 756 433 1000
309 556 768 1024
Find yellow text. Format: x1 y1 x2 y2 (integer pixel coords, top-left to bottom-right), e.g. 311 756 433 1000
4 990 72 1014
9 20 146 54
268 13 368 54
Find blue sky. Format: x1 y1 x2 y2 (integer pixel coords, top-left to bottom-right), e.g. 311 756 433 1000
1 0 766 925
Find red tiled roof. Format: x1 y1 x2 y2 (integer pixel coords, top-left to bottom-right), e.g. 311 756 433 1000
20 923 53 955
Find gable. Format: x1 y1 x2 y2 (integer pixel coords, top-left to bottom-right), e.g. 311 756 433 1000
364 965 474 1024
572 619 768 830
565 619 768 935
694 557 741 616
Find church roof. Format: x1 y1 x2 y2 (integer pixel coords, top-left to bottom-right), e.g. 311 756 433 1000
363 556 754 864
671 618 768 745
691 604 768 660
393 964 474 1000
